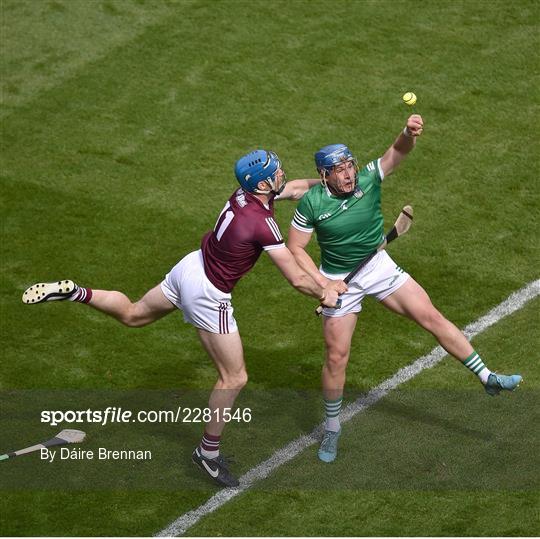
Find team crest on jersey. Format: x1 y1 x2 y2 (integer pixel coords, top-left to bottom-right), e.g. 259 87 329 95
353 186 364 199
235 190 247 207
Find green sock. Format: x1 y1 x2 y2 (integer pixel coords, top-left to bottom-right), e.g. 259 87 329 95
463 351 491 384
324 396 342 432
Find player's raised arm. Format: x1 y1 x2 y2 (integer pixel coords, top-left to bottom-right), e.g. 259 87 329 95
380 114 424 177
275 178 320 201
265 247 340 308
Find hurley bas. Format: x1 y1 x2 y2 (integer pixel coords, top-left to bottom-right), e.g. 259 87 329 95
41 447 152 462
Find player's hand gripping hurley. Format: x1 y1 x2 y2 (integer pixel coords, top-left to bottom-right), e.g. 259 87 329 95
315 205 414 316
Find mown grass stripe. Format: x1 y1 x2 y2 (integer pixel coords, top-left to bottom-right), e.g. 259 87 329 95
0 1 177 121
156 278 540 537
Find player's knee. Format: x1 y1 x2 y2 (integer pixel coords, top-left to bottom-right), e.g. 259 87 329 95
222 369 248 390
325 349 349 373
120 305 147 328
120 316 144 328
236 370 249 388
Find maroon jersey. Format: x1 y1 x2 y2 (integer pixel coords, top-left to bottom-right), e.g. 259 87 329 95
201 188 285 293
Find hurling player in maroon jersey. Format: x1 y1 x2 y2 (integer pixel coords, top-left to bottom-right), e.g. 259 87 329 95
23 149 347 487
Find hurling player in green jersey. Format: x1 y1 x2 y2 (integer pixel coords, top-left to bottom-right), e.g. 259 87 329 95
287 114 522 463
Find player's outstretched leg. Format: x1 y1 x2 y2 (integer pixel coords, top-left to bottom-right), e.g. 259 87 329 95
22 280 92 304
23 281 175 329
381 279 522 396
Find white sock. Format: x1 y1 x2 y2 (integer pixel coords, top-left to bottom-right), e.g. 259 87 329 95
478 367 491 385
325 416 341 432
200 447 219 459
464 351 491 384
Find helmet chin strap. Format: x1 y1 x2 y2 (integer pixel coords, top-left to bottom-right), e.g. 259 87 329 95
271 179 286 195
321 174 348 197
254 177 286 196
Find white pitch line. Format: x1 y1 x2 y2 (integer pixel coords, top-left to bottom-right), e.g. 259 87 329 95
156 279 540 537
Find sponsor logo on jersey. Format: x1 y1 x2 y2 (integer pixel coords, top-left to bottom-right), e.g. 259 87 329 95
318 212 332 221
340 201 348 211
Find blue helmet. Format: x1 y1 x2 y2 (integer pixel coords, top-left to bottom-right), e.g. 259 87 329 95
314 144 356 176
234 149 285 194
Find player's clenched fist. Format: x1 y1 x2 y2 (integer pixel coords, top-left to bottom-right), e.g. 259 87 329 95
325 279 348 295
406 114 424 137
319 287 340 308
320 279 348 308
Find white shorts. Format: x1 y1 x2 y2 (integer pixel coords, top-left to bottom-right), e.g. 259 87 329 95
320 250 410 318
160 250 238 334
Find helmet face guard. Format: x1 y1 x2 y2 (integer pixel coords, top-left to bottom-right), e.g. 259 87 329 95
314 144 359 197
235 150 287 195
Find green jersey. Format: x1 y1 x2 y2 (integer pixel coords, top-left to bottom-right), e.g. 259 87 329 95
292 159 385 274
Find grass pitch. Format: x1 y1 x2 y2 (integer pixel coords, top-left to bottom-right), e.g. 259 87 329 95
1 0 539 536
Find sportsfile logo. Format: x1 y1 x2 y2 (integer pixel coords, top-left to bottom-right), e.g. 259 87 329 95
41 406 252 426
